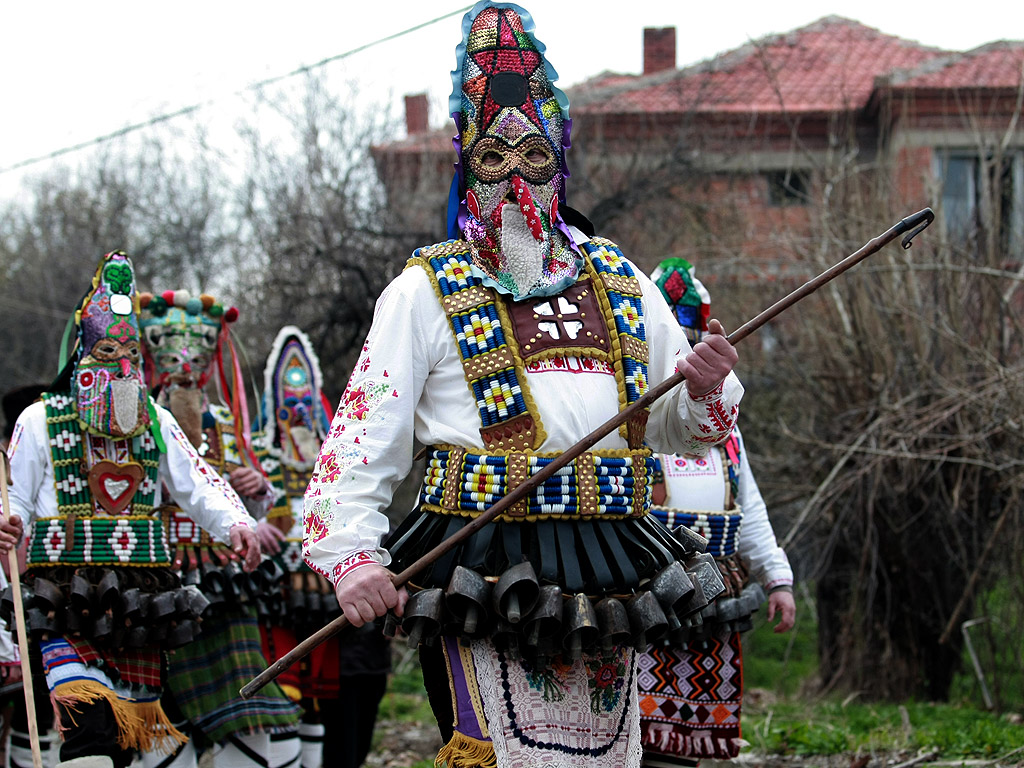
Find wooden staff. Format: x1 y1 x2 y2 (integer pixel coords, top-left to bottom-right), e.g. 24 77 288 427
241 207 935 699
0 450 43 768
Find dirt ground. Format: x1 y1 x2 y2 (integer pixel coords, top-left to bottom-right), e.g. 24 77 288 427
364 718 444 767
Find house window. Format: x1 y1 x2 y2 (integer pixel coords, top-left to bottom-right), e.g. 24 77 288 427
766 169 810 206
935 149 1024 255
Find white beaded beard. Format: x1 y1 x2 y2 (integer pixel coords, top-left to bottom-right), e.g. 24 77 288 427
283 424 322 470
110 378 144 436
498 202 546 293
469 201 577 300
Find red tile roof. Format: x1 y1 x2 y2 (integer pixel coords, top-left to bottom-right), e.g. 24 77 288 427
374 16 1023 154
885 41 1024 89
572 16 949 115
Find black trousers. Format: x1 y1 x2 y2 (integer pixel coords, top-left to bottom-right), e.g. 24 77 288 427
58 698 134 768
418 642 454 745
318 674 387 768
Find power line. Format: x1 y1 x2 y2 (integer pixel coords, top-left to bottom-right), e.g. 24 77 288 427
0 4 472 176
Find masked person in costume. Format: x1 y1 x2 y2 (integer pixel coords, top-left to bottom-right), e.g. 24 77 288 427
1 383 59 768
304 4 743 767
258 327 390 768
0 251 260 768
137 292 300 768
639 260 795 767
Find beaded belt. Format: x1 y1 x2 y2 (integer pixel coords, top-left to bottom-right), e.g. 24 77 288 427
648 507 743 558
28 516 172 567
420 446 654 520
161 508 227 550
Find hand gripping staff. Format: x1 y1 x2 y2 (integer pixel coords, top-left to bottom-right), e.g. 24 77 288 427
241 207 935 698
0 451 44 768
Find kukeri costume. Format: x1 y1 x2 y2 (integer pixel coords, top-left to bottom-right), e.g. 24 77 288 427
304 5 742 768
2 382 59 768
639 260 793 766
137 292 300 768
257 326 390 768
1 252 256 768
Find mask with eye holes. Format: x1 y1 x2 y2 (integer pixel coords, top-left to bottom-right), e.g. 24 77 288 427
138 290 238 448
71 251 151 439
262 326 332 471
138 291 228 391
452 2 579 300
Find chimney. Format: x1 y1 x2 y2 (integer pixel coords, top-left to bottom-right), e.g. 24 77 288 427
405 93 429 136
643 27 676 75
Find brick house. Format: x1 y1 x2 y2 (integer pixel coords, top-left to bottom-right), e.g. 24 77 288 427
372 17 1024 279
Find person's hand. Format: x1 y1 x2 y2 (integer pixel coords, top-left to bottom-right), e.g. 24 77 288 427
767 589 796 633
0 664 22 687
228 524 261 572
0 516 22 554
256 522 285 555
676 319 738 397
334 563 408 628
229 467 269 499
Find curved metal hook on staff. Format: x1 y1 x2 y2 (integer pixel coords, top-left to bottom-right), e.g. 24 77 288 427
240 207 935 699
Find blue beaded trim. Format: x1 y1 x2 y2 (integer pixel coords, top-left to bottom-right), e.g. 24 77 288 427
421 447 655 520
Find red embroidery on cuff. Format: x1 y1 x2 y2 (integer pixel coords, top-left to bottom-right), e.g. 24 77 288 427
331 551 377 585
688 380 725 402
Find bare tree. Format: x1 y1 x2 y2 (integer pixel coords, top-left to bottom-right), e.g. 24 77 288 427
230 76 418 399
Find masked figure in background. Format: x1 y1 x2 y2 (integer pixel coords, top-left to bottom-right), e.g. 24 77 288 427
639 260 795 767
138 291 300 768
0 252 259 768
258 327 390 768
303 4 743 767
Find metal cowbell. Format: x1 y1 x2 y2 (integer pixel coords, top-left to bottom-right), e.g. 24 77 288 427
562 593 599 661
446 566 492 639
524 584 563 649
402 587 445 647
595 597 631 655
492 561 540 625
626 591 668 651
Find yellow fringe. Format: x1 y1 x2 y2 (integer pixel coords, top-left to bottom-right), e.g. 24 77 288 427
53 680 188 753
434 731 497 768
280 683 303 703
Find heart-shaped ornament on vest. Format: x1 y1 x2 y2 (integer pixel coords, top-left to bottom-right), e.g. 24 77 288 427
87 460 145 515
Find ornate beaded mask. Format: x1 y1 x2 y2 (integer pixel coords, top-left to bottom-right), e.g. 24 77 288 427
452 2 578 300
138 291 229 390
651 258 711 347
71 251 150 439
263 326 331 470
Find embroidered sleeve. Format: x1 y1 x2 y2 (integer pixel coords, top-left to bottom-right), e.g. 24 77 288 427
303 271 434 581
634 265 743 456
4 402 48 528
331 550 384 585
158 408 255 543
732 430 793 589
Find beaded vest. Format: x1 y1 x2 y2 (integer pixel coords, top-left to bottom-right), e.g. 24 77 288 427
408 237 656 521
29 392 168 568
650 433 744 559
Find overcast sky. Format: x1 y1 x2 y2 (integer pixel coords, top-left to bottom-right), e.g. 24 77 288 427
2 0 1021 197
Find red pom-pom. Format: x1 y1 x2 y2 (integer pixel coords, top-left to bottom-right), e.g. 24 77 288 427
224 307 239 323
161 290 176 304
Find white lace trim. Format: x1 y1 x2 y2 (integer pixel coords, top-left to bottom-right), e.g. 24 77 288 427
472 639 642 768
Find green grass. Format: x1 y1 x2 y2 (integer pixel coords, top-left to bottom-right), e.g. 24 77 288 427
745 699 1024 759
947 578 1024 711
378 660 434 723
741 591 820 696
